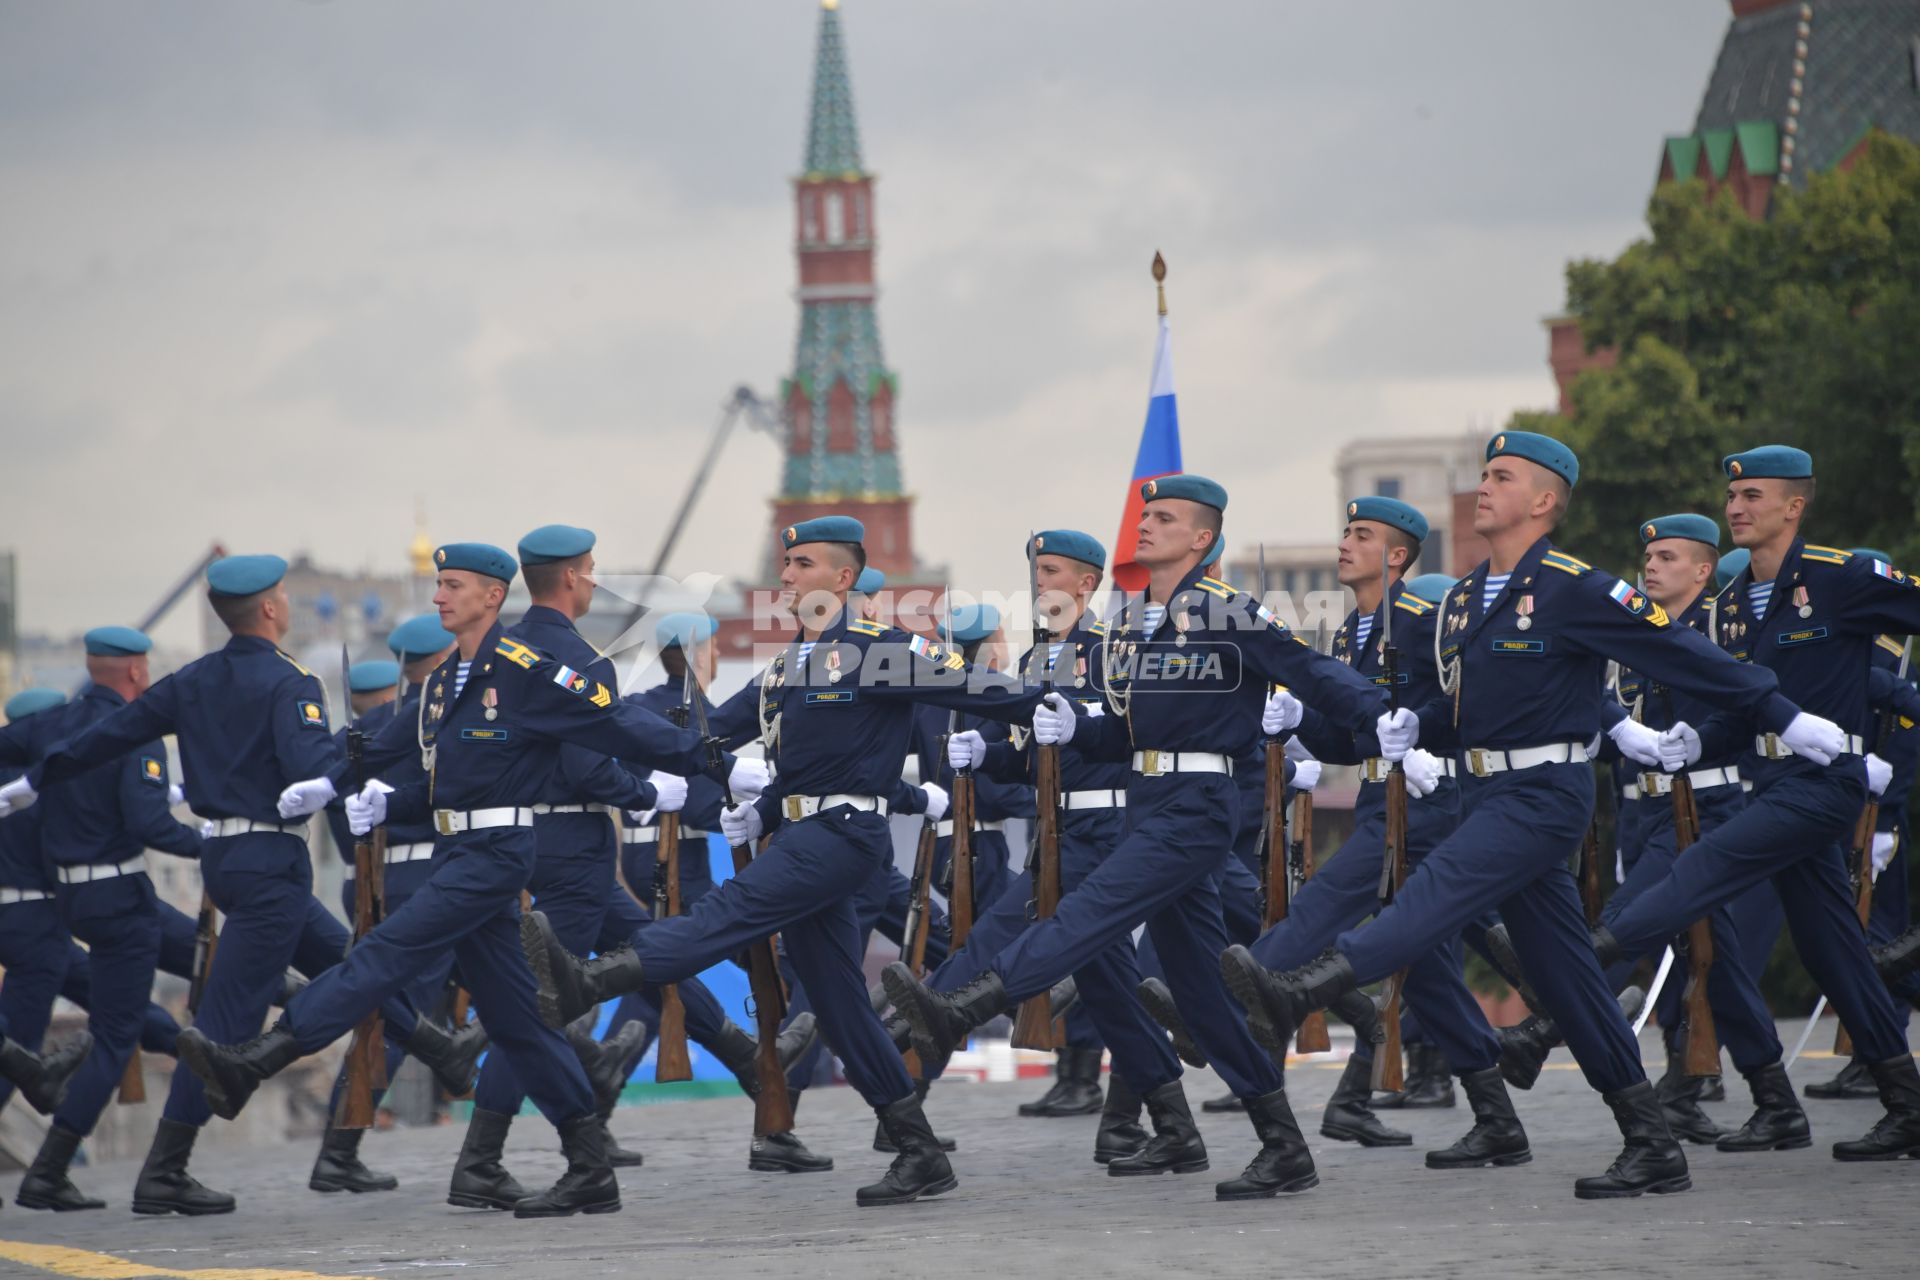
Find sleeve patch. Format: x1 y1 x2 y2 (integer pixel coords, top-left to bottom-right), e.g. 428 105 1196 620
1870 560 1912 585
139 755 166 784
298 700 328 729
1606 578 1669 627
496 639 539 668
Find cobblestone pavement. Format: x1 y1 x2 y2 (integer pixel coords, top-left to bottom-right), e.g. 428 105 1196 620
1 1043 1914 1280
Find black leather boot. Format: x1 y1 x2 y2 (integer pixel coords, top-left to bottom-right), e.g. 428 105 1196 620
1220 946 1379 1059
857 1093 957 1206
707 1013 819 1095
175 1019 301 1121
1200 1092 1246 1113
1019 1046 1104 1116
309 1125 399 1193
1698 1073 1725 1102
1397 1043 1459 1107
1590 925 1623 968
1499 985 1643 1092
446 1108 527 1210
1108 1080 1208 1176
595 1021 647 1118
0 1031 92 1115
1716 1062 1811 1152
1094 1073 1149 1164
277 971 310 1007
1831 1054 1920 1161
599 1119 644 1169
131 1119 236 1215
513 1114 620 1218
1805 1057 1878 1100
1573 1081 1691 1199
1321 1054 1412 1147
1214 1087 1317 1200
407 1017 489 1097
874 1080 956 1153
882 964 1010 1068
520 912 647 1028
1136 978 1209 1069
16 1125 106 1211
1655 1050 1729 1146
749 1088 834 1172
1871 924 1920 987
1426 1067 1531 1169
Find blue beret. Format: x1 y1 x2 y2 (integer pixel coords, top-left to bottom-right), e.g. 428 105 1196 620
1723 445 1812 480
939 602 1002 646
854 567 886 595
207 554 288 598
434 543 518 583
1714 547 1751 593
83 625 152 657
781 516 865 549
1140 474 1227 512
387 613 456 661
1344 497 1429 544
655 611 719 650
1639 514 1720 549
349 660 401 693
1199 537 1225 570
1031 529 1106 571
5 688 67 721
1404 574 1456 606
517 524 596 567
1486 431 1578 487
1850 547 1892 566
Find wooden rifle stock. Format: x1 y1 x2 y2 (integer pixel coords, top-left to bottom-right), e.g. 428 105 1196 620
653 811 692 1083
1670 773 1721 1076
188 891 219 1018
1372 769 1408 1093
1578 820 1603 929
948 771 977 949
448 985 475 1099
116 1049 146 1105
1835 799 1880 1057
335 825 388 1129
733 833 794 1135
1011 739 1065 1050
1288 787 1330 1054
899 819 939 1076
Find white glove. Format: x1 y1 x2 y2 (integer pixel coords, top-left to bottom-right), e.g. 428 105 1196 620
1780 711 1846 766
1375 708 1419 762
649 773 689 813
728 757 771 802
948 730 986 772
1615 846 1626 886
1262 690 1304 737
627 808 656 825
0 776 39 815
277 776 336 819
1609 718 1665 770
199 820 218 840
1656 722 1701 771
344 780 391 836
920 782 950 823
1033 692 1078 746
720 801 763 846
1291 758 1323 791
1865 753 1893 798
1282 735 1316 764
1401 748 1441 798
1871 831 1898 878
167 783 185 807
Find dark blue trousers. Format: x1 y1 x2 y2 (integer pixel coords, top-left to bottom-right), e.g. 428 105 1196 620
1337 764 1645 1094
1605 764 1909 1063
167 832 420 1128
0 898 72 1111
1867 815 1914 999
58 943 181 1056
989 773 1284 1100
936 828 1013 932
52 875 164 1135
928 810 1181 1093
285 826 595 1126
1601 781 1782 1072
625 809 913 1109
1252 786 1501 1074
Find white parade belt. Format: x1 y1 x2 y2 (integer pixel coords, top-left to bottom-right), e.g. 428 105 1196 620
1635 766 1741 796
55 856 147 884
1359 757 1456 784
1131 750 1232 777
782 794 888 820
1461 742 1590 778
1060 789 1126 810
433 807 537 835
343 841 436 878
1754 732 1864 761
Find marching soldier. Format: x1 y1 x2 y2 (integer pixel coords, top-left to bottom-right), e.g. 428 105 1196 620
0 562 480 1214
0 690 75 1114
1600 446 1920 1160
885 477 1390 1201
522 515 1042 1206
1218 433 1832 1198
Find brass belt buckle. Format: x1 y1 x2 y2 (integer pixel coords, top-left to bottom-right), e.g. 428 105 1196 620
784 795 807 821
1139 749 1164 776
1467 748 1492 778
434 810 456 836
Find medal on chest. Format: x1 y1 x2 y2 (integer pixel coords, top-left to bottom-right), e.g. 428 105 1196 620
1792 584 1811 618
1515 595 1534 631
482 687 499 721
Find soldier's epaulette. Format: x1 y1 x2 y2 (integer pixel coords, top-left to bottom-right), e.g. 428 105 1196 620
1088 620 1109 637
275 649 314 677
495 638 539 669
1393 595 1435 616
1802 545 1851 566
1195 576 1236 599
1541 551 1590 576
846 619 886 637
1878 634 1905 657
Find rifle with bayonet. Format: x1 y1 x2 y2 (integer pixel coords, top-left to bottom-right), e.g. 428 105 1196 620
335 645 389 1129
944 590 978 950
1372 547 1409 1093
1836 636 1910 1057
653 668 696 1083
1013 535 1066 1051
1657 683 1720 1077
691 688 793 1136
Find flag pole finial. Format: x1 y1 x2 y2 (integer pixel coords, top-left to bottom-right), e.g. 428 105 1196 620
1151 251 1167 317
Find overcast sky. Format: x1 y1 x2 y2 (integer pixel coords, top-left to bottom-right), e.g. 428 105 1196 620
0 1 1734 648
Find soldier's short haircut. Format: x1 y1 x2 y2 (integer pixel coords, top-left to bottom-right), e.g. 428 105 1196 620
1385 527 1422 572
826 542 867 576
522 553 586 599
208 588 266 633
1784 476 1816 511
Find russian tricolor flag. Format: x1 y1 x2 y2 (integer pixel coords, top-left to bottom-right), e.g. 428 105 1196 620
1111 313 1182 592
